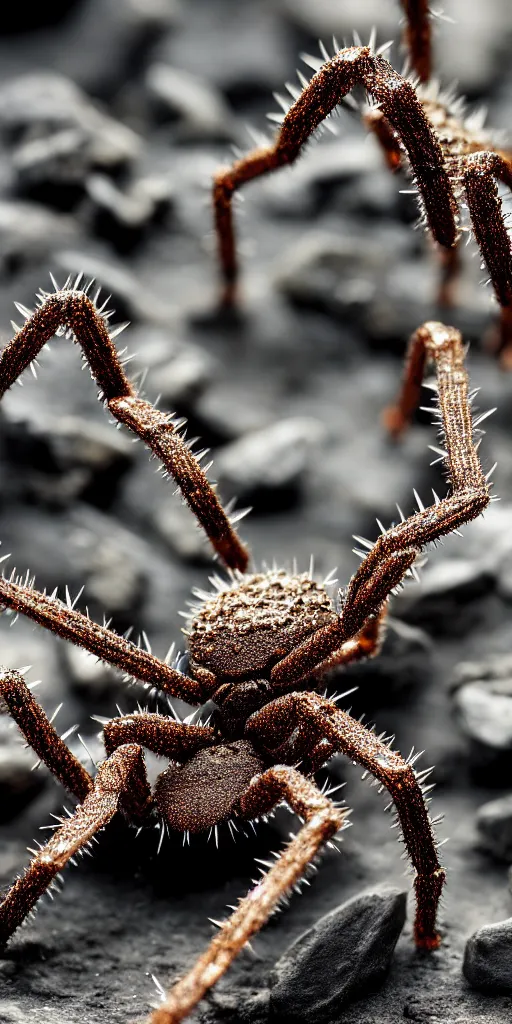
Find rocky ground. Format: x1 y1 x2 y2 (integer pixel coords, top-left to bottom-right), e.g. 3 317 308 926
0 1 512 1022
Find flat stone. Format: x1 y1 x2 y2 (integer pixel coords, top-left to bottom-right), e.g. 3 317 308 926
269 886 406 1022
145 63 236 141
464 918 512 992
452 678 512 755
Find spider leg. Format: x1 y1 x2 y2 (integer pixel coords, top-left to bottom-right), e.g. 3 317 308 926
0 290 248 572
103 711 215 760
0 743 152 946
247 692 444 949
0 668 92 802
271 321 489 685
461 152 512 367
149 768 345 1024
364 109 403 172
399 0 432 82
213 47 457 304
0 575 205 704
309 606 387 679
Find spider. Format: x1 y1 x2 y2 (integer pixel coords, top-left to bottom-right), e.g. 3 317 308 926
0 283 492 1022
212 37 512 364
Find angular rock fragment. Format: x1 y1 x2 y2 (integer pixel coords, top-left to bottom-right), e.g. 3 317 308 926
464 918 512 992
269 886 406 1022
216 417 324 510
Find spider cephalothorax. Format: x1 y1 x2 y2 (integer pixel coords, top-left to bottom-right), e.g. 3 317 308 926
0 290 493 1024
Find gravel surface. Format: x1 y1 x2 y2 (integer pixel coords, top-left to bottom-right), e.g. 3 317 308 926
0 2 512 1023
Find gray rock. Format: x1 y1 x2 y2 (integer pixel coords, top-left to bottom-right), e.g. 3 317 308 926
54 251 174 324
452 677 512 757
2 411 133 508
85 173 173 249
269 886 406 1022
152 497 212 565
216 417 325 509
145 63 236 141
476 794 512 862
464 918 512 992
0 73 140 192
0 717 46 822
398 558 495 634
0 200 79 273
147 343 215 409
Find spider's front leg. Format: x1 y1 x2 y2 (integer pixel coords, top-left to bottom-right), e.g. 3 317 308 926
247 692 444 949
213 47 457 305
149 768 346 1024
0 743 151 946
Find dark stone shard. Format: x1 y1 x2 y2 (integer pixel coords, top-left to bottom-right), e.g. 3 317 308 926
269 886 406 1022
464 918 512 992
397 558 495 635
2 410 133 509
215 417 325 511
85 173 174 251
476 794 512 862
341 616 432 708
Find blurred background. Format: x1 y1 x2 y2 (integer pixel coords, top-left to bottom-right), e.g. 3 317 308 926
0 2 512 1022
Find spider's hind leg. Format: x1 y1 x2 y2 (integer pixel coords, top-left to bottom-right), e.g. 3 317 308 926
149 768 346 1024
0 743 152 946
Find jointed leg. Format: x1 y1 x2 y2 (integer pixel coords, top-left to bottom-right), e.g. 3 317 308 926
247 692 444 948
462 153 512 366
213 46 457 304
399 0 432 82
270 322 489 687
0 668 93 802
0 743 151 946
149 768 345 1024
0 574 205 704
0 288 248 572
103 712 215 760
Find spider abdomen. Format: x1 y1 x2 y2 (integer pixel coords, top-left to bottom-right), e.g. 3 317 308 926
154 739 265 833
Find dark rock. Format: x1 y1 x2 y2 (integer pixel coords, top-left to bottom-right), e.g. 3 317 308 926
0 199 79 275
342 615 432 707
269 886 406 1022
464 918 512 992
2 410 133 508
398 558 495 634
476 794 512 862
0 73 140 207
215 417 325 511
0 717 46 822
54 251 174 323
145 63 236 142
0 2 83 35
85 173 173 251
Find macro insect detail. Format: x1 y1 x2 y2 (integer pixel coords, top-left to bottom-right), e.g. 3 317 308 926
0 281 493 1022
212 34 512 364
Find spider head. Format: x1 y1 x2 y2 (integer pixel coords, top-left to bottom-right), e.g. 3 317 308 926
186 569 337 696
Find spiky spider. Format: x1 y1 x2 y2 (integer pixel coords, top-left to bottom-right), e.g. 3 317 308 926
0 288 491 1023
213 36 512 364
